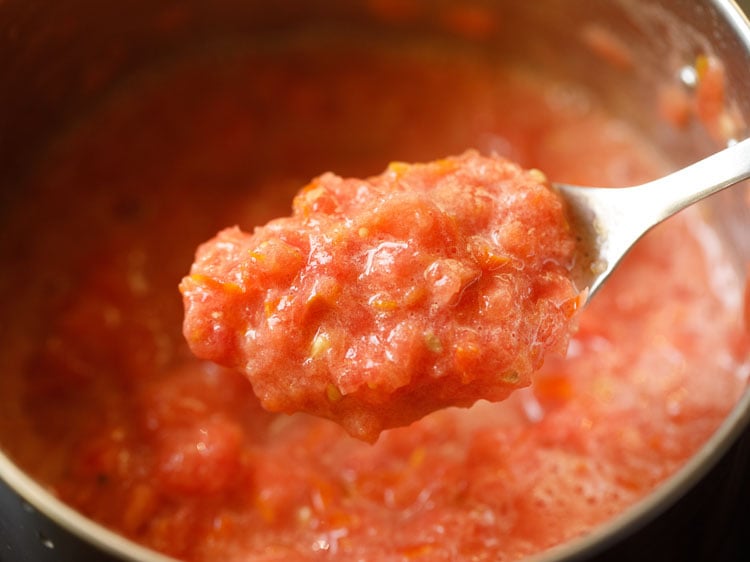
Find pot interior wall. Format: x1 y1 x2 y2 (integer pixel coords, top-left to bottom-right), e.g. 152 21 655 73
0 1 749 561
2 0 749 188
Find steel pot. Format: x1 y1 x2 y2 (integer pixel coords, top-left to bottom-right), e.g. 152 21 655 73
1 1 749 561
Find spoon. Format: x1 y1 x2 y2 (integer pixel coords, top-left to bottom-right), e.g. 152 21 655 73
555 136 750 297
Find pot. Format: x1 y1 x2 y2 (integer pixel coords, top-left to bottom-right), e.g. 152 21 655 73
1 1 749 561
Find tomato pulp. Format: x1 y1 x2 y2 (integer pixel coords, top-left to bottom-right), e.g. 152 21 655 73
181 152 582 441
0 34 748 562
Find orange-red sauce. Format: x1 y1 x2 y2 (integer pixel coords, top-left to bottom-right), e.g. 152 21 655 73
0 35 747 561
181 152 581 442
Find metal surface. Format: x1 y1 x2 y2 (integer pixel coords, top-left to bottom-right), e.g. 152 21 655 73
0 454 177 562
558 137 750 297
1 1 749 561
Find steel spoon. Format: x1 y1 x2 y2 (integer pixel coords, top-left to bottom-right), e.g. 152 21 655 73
555 137 750 297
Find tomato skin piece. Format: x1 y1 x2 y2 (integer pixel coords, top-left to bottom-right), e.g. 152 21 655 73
182 151 582 442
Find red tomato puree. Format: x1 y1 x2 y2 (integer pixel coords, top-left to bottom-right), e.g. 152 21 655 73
181 153 582 441
0 35 748 562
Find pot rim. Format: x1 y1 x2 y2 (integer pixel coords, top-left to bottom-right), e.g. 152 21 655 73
533 0 750 550
1 1 750 561
0 447 177 562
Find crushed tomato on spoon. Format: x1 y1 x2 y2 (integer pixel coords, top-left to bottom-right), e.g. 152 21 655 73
180 151 584 441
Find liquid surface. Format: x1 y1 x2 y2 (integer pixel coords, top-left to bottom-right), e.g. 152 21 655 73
0 35 748 561
182 152 581 442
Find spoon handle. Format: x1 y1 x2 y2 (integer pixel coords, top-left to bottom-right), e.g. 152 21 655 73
556 137 750 296
637 136 750 224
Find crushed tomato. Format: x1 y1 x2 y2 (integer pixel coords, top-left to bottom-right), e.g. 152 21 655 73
181 152 582 441
0 32 747 562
